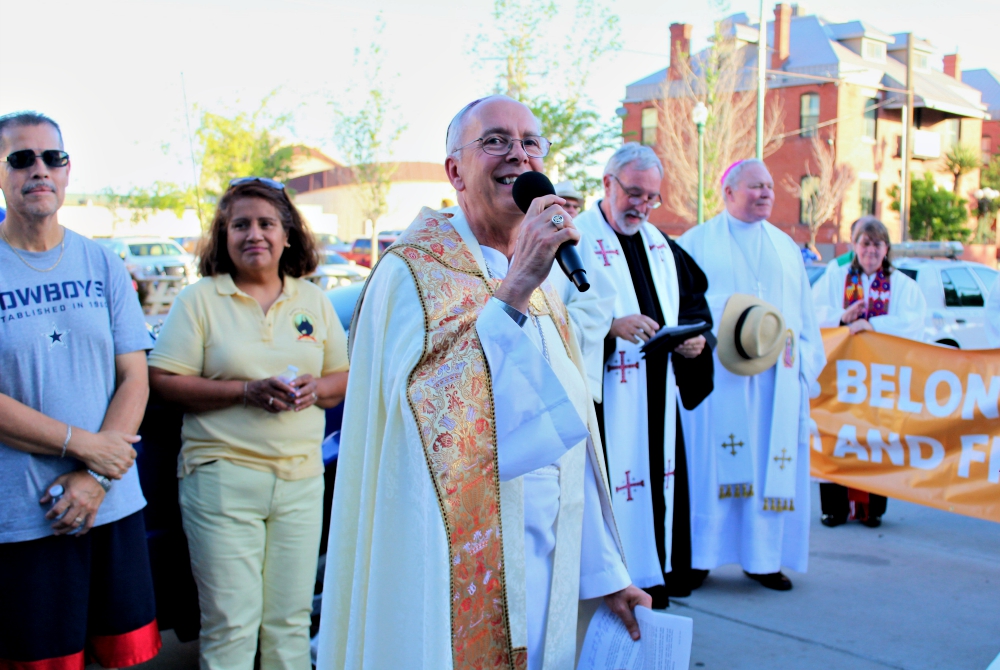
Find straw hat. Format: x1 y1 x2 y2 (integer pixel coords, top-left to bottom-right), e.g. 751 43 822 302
717 294 787 376
554 181 583 202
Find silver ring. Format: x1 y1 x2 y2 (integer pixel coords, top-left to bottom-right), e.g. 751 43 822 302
551 214 565 228
74 517 84 526
312 393 318 401
268 397 274 406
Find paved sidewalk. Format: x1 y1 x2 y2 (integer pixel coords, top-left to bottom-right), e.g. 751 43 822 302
675 483 1000 670
114 482 998 670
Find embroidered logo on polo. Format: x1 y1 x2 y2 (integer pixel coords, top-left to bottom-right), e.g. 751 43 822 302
291 309 318 342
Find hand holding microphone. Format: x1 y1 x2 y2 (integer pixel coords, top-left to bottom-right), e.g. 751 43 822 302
511 172 591 293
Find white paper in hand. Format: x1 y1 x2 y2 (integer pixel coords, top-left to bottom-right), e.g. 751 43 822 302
577 604 693 670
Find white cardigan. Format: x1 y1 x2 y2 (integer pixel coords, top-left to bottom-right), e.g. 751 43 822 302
811 262 926 341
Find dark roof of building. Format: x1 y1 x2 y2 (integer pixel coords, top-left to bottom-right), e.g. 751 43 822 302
624 13 988 120
963 69 1000 119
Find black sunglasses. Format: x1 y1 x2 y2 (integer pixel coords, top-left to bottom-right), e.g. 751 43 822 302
5 149 70 170
228 176 285 191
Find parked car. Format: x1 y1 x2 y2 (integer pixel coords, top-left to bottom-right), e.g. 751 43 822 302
894 257 997 349
314 233 351 254
341 234 398 268
94 236 198 283
306 251 370 291
94 236 198 313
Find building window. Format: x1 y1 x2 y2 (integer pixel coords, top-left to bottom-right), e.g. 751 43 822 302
914 53 929 71
862 40 886 62
799 175 820 222
941 118 960 153
859 178 877 216
863 98 878 140
800 93 820 138
641 108 658 146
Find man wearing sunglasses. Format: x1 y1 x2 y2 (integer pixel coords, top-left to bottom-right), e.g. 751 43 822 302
317 95 648 670
559 143 715 610
0 112 160 668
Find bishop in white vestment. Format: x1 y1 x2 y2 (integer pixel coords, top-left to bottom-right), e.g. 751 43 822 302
317 96 649 670
677 159 826 590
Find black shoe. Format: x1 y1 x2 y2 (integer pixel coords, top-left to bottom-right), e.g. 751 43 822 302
689 569 709 590
643 584 670 609
663 570 693 598
861 515 882 528
821 514 847 527
744 571 793 591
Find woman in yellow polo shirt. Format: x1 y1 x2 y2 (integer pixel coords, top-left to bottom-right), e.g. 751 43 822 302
148 178 348 669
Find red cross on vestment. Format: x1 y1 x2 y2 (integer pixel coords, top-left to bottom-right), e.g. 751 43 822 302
664 459 675 491
615 470 645 501
607 351 640 384
648 241 667 261
594 239 620 266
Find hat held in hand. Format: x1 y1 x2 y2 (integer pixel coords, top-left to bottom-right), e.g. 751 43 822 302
717 294 786 376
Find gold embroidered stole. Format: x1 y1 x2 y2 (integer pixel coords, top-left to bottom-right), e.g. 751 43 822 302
387 210 571 670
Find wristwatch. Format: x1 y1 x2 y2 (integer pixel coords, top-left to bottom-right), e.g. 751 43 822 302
86 469 113 492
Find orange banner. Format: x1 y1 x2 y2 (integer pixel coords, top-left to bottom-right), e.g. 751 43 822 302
810 328 1000 523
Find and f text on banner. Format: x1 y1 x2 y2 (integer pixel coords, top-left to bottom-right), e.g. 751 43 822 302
810 329 1000 523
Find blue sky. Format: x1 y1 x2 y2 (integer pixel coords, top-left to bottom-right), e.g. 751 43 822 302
0 0 997 195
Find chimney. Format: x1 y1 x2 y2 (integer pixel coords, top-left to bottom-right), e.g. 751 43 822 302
943 53 961 80
669 23 693 81
772 3 792 70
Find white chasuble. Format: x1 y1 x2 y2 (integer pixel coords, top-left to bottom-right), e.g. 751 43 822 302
317 207 628 670
812 262 927 341
571 204 681 588
677 212 826 574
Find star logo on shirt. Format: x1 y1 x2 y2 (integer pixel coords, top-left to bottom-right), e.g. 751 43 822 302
43 324 69 350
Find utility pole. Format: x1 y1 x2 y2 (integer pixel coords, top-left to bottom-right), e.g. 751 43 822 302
756 0 766 159
901 33 915 242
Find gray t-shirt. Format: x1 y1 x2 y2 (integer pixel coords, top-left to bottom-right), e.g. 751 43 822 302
0 228 153 543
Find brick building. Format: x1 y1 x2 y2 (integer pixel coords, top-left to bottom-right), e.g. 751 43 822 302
620 6 990 253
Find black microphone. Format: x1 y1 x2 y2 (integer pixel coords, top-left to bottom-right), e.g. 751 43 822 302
511 171 590 292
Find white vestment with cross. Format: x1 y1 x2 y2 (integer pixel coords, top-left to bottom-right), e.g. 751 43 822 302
558 203 682 589
677 211 826 575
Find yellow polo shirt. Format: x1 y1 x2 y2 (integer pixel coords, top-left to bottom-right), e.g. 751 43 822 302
148 274 349 480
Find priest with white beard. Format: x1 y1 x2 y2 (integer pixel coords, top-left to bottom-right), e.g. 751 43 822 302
677 159 826 591
316 95 649 670
551 143 715 608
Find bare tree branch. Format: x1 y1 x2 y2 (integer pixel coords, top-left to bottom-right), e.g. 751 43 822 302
655 31 784 222
782 134 856 247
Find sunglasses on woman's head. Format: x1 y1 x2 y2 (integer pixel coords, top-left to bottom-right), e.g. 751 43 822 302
228 176 285 191
5 149 70 170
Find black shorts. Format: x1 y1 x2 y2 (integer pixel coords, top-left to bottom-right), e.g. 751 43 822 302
0 510 161 669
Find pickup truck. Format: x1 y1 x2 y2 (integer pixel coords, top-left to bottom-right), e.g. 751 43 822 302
341 235 398 268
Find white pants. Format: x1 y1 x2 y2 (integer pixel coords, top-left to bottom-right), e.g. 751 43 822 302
180 459 324 670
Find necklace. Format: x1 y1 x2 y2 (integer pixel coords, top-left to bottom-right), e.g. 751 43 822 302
1 224 66 272
485 259 550 363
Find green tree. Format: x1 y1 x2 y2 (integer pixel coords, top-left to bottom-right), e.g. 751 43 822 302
473 0 621 194
981 154 1000 190
333 14 406 266
105 93 295 230
890 172 970 242
943 142 981 195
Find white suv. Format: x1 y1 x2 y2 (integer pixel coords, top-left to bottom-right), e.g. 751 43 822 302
893 257 997 349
